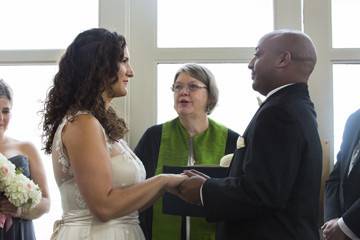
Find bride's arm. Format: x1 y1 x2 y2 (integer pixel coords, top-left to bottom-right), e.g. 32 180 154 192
62 114 186 222
138 190 164 212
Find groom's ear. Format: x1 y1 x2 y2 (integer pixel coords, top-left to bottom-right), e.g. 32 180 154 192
276 51 292 68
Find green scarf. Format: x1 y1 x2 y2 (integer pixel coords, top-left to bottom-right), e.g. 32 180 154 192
152 118 228 240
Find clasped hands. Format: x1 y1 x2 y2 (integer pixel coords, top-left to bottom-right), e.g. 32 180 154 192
321 218 348 240
167 169 209 206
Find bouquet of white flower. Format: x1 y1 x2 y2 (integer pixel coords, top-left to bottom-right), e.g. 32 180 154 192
0 153 42 230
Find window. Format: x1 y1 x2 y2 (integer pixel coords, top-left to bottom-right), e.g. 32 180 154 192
153 0 273 136
129 0 278 147
0 1 100 239
157 0 273 48
331 0 360 160
0 65 57 240
332 0 360 48
1 0 359 238
332 65 360 159
131 0 358 167
0 0 98 50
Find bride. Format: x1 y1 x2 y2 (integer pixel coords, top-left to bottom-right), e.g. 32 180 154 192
42 28 188 239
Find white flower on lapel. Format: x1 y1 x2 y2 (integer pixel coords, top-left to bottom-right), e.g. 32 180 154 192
219 153 234 167
219 136 245 167
237 136 245 149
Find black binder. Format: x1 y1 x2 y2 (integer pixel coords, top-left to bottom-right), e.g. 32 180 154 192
162 165 228 217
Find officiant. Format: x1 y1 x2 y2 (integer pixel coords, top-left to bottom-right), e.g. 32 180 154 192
134 63 239 240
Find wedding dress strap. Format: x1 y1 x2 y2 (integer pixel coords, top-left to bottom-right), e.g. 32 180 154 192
50 209 139 240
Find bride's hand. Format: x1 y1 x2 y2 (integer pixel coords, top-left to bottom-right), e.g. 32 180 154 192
162 174 189 195
161 174 188 192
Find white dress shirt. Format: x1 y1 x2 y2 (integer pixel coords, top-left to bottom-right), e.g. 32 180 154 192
338 218 360 240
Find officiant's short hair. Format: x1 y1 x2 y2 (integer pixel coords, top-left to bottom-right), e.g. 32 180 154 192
173 63 219 114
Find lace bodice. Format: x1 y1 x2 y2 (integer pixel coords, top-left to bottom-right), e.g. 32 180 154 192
51 112 146 212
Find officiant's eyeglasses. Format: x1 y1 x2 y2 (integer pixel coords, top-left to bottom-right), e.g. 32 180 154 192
171 84 208 93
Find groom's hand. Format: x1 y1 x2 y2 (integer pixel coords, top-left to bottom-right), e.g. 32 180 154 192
322 218 347 240
178 172 207 205
183 169 210 179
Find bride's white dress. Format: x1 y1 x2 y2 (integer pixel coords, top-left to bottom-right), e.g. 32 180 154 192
50 112 146 240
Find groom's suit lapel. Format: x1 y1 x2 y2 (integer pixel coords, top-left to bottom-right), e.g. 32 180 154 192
228 98 268 176
227 84 300 177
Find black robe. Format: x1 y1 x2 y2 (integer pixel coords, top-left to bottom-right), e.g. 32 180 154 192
135 124 239 240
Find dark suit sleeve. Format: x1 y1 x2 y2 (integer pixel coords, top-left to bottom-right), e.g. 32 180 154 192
343 198 360 237
326 112 360 236
324 154 341 221
203 106 304 221
324 114 356 222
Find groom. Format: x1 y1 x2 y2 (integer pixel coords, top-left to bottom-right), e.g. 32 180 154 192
178 29 322 240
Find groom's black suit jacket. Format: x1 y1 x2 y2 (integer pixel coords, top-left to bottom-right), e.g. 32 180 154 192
202 83 322 240
325 109 360 237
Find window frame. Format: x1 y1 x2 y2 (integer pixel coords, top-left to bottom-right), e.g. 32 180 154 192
0 1 130 239
1 0 358 182
129 0 360 167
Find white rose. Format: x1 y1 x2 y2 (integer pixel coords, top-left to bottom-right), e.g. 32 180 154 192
237 136 245 149
5 174 30 207
26 180 42 208
0 156 16 191
0 153 42 209
219 153 234 167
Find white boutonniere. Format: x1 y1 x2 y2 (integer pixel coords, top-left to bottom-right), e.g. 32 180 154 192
237 136 245 149
219 153 234 167
219 136 246 167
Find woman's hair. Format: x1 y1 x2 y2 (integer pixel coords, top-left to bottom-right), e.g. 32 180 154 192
0 79 13 104
173 63 219 114
42 28 128 154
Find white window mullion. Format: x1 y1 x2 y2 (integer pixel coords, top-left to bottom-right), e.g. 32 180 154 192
99 0 129 37
331 49 360 63
129 0 158 147
156 48 254 63
99 0 132 143
273 0 302 30
303 0 334 163
0 50 62 64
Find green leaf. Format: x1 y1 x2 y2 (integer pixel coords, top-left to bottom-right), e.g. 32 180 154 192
15 167 24 175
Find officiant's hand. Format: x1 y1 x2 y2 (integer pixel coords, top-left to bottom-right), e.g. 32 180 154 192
178 170 208 205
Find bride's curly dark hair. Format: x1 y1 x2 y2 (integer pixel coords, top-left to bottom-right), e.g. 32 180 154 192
42 28 128 154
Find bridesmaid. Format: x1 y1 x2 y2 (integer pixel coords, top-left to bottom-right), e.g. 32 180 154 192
0 79 50 240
